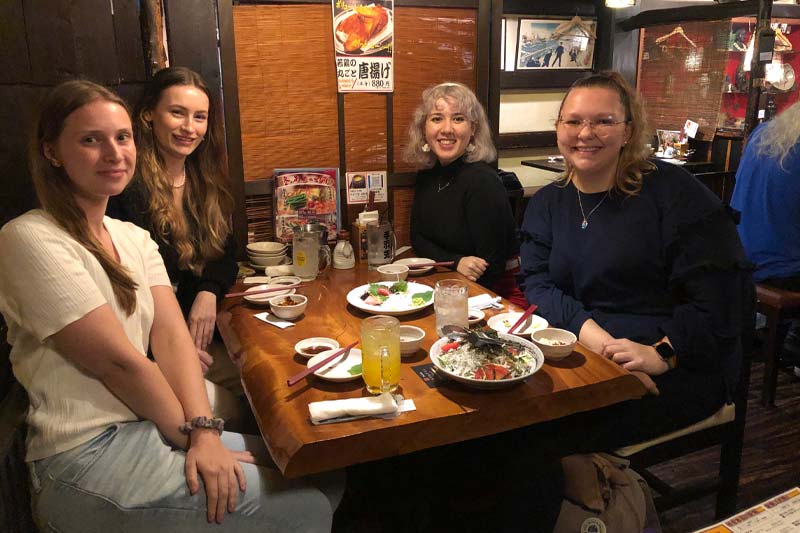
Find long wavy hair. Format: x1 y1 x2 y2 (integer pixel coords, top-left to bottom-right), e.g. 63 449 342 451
134 67 232 275
557 71 655 196
753 100 800 168
30 80 138 315
404 82 497 168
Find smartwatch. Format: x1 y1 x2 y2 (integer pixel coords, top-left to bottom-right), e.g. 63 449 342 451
653 341 677 370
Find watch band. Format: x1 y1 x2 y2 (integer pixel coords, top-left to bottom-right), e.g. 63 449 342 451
179 416 225 436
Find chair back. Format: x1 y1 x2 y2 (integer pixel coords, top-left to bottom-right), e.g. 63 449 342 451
507 188 526 227
693 171 737 205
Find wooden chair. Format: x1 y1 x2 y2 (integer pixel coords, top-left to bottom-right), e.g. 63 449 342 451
693 170 737 205
613 283 755 519
0 321 37 532
754 283 800 407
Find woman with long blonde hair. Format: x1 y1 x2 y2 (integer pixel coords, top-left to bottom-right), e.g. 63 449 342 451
108 67 240 416
0 79 342 532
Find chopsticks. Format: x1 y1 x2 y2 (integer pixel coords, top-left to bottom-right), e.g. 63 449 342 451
406 261 454 268
507 304 539 334
287 341 358 387
224 284 304 298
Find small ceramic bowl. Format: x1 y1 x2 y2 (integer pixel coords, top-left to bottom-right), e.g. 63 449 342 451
399 325 425 356
269 294 308 320
249 253 287 267
377 264 409 281
467 309 485 325
294 337 340 359
531 328 577 361
246 241 288 254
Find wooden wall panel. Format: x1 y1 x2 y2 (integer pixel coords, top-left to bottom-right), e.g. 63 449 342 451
0 0 30 84
72 0 120 83
393 7 478 173
233 5 340 180
113 0 147 82
343 93 387 172
25 0 78 84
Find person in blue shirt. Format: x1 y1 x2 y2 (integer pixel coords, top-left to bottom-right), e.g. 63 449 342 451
731 101 800 362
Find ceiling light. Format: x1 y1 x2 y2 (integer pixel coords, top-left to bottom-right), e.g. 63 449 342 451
606 0 636 7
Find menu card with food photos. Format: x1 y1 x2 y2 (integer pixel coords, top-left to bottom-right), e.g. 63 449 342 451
345 171 387 204
331 0 393 92
273 168 340 243
694 487 800 533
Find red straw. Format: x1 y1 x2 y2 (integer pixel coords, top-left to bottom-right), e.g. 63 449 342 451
225 284 304 298
286 341 358 387
507 304 539 334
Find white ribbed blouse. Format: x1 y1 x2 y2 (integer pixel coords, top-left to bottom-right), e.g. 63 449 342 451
0 210 171 461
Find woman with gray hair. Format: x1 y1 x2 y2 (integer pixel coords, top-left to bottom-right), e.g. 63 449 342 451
406 82 526 305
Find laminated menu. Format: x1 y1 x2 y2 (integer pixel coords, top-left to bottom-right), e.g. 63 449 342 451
694 487 800 533
273 168 340 243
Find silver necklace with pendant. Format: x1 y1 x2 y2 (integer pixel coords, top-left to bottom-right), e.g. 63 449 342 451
437 179 451 193
576 187 610 229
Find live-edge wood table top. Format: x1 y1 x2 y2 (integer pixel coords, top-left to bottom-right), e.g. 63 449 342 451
220 264 645 479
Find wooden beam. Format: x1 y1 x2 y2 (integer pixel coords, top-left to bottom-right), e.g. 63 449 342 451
497 131 557 150
618 1 760 32
141 0 167 75
217 0 249 257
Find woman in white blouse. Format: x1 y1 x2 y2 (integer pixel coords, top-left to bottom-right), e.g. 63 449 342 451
0 80 341 532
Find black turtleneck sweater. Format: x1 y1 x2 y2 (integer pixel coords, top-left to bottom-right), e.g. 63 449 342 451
410 157 519 287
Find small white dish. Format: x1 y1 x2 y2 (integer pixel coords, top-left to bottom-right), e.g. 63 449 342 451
307 348 363 382
393 257 435 276
269 294 308 320
377 264 409 281
399 325 425 356
487 312 549 337
247 241 288 254
295 337 341 359
243 283 296 306
531 328 577 361
467 309 485 325
271 275 302 286
249 253 287 267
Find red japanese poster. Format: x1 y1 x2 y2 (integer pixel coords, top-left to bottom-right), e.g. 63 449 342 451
332 0 393 92
273 168 341 243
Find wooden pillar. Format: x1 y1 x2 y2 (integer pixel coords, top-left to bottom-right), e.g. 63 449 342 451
743 0 774 139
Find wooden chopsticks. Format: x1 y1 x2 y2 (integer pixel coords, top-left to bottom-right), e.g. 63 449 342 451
287 341 358 386
406 261 454 268
224 284 304 298
507 304 539 334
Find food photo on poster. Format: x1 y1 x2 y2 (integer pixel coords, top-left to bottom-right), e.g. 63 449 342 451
273 168 341 243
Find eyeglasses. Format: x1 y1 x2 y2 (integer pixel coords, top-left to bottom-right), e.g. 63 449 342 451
556 117 628 135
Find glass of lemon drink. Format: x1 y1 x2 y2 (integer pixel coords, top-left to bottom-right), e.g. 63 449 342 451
360 315 401 394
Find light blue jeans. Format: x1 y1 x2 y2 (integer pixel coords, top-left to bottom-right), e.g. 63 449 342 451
29 421 344 532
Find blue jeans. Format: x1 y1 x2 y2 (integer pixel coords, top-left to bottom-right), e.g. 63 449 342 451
29 421 344 532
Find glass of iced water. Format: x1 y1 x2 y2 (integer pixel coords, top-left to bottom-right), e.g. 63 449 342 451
434 279 468 336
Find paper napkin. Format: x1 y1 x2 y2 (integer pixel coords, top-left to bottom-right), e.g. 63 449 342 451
309 393 416 425
468 294 503 310
254 312 295 329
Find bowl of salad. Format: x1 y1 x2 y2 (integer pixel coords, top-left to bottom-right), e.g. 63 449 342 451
429 330 544 389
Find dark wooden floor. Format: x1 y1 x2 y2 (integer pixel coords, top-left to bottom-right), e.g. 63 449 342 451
656 360 800 532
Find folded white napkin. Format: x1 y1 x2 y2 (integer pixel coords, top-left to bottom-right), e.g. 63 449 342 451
254 312 294 329
309 393 398 424
243 276 271 284
468 294 503 310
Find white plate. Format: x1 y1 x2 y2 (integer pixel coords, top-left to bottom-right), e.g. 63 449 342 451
243 283 297 306
307 348 362 382
346 281 434 316
393 257 435 276
487 312 549 337
430 333 544 389
295 337 340 359
467 309 485 325
333 6 393 56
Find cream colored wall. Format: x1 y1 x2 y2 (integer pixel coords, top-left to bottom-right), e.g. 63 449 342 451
499 91 563 133
499 148 563 189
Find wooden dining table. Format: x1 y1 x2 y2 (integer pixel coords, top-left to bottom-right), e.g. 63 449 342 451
218 262 646 479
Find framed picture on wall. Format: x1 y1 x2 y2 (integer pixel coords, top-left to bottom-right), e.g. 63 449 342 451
515 17 597 71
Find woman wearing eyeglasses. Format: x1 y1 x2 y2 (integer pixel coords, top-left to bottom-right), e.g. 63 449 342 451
519 71 753 447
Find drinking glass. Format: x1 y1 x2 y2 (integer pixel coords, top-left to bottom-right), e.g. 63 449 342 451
366 222 396 270
434 279 468 336
360 315 401 394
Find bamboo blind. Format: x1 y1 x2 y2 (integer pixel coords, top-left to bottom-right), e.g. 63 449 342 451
392 8 478 174
233 5 340 180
